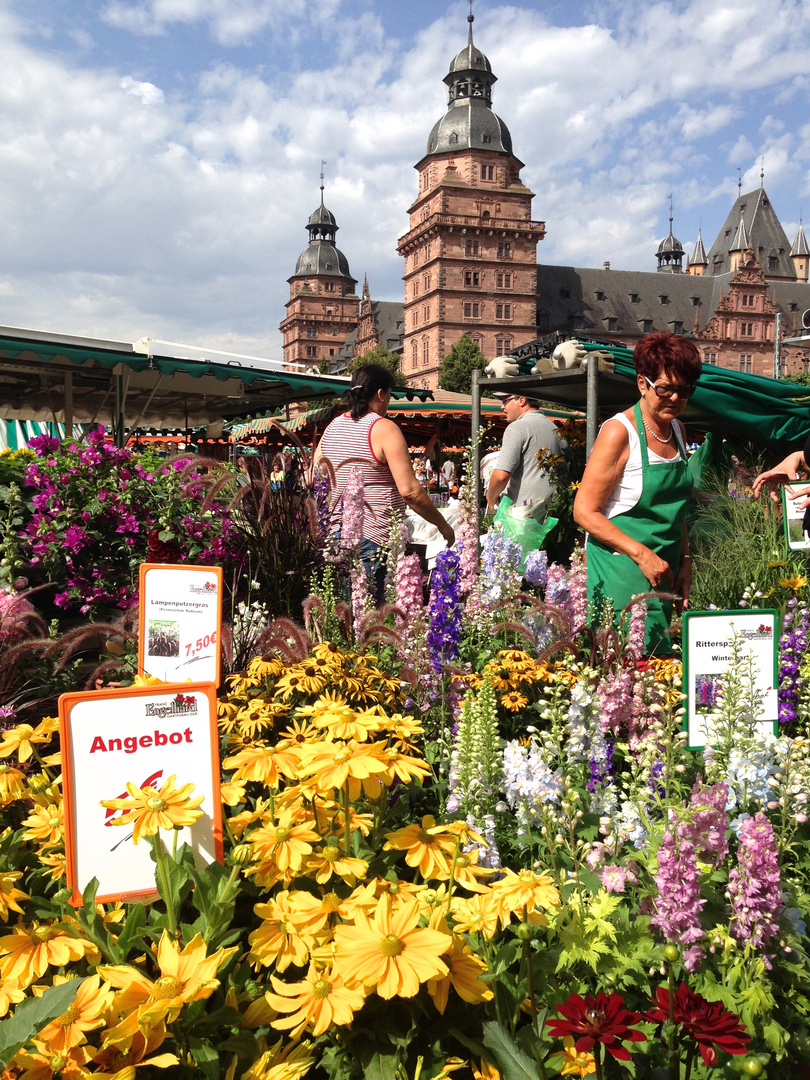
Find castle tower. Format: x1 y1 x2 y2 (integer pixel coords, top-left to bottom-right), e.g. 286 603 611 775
686 228 707 277
280 177 359 369
396 12 545 388
791 220 809 283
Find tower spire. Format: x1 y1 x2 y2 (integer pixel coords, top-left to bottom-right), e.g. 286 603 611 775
468 0 474 43
319 159 326 206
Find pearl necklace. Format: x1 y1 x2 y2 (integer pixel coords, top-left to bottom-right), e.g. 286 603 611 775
640 406 674 445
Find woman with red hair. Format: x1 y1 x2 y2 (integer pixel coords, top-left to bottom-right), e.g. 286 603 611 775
574 331 701 653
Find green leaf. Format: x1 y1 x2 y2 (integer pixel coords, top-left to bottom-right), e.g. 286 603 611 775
189 1038 221 1080
363 1051 401 1080
0 978 87 1069
482 1022 543 1080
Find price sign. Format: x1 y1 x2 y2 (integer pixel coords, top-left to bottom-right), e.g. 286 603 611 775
138 564 222 684
59 682 223 905
683 609 778 750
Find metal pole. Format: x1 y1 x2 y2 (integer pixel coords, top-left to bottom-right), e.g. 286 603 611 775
585 351 599 456
774 311 782 379
471 368 482 510
63 371 73 442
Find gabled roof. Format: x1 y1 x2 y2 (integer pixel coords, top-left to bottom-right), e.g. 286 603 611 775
705 188 795 279
791 223 809 258
535 264 810 339
331 300 406 371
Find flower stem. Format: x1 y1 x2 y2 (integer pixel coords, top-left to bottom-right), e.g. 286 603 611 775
593 1045 603 1080
342 779 352 856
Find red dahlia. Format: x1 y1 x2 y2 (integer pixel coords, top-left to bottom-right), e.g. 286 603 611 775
547 991 647 1062
645 983 750 1065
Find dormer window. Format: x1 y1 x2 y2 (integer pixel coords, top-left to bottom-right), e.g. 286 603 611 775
560 288 571 300
595 290 606 302
630 293 640 303
659 294 669 305
482 133 491 144
605 316 618 331
449 132 458 145
691 296 700 306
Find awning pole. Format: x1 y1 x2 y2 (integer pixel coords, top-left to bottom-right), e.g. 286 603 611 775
471 369 482 510
64 371 73 441
586 353 599 457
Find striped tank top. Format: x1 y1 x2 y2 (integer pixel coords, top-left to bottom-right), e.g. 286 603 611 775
318 412 407 546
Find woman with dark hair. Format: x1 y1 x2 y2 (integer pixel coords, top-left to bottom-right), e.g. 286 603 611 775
573 331 702 653
315 364 455 597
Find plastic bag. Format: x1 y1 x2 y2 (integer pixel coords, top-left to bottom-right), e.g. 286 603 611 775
493 496 558 573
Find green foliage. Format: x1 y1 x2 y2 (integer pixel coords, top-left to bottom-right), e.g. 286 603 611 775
689 470 810 612
439 333 489 395
0 978 86 1068
348 345 406 387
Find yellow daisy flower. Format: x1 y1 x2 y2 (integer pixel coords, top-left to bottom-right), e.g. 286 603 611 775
500 691 529 712
100 775 205 845
384 815 458 879
0 922 100 988
489 868 560 926
0 870 28 921
426 933 494 1014
240 1036 315 1080
247 809 320 873
333 895 450 999
37 973 113 1052
450 893 499 939
265 963 366 1037
249 892 324 973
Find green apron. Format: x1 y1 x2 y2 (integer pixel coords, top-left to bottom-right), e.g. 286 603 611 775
586 402 692 655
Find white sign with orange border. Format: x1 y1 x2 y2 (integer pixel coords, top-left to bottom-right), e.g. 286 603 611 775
59 682 223 905
138 563 222 684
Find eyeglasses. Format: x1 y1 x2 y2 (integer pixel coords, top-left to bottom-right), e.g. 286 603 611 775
499 395 519 405
643 376 696 400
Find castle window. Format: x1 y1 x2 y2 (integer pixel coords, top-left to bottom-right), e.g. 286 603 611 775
411 342 418 369
480 165 494 181
560 288 571 300
496 271 513 288
537 313 549 330
482 210 491 221
496 303 511 320
595 290 606 302
464 302 480 318
413 281 419 298
659 294 669 305
691 296 700 306
790 302 799 312
326 309 333 317
572 315 587 331
496 338 512 355
464 270 480 287
741 294 754 306
769 256 778 270
305 345 318 358
672 320 683 334
482 133 491 144
423 272 430 290
332 329 338 336
307 327 317 338
740 322 754 336
324 281 335 292
423 304 430 321
465 239 479 256
703 351 717 365
641 319 653 333
412 311 418 327
605 316 618 331
498 242 512 259
630 293 640 303
422 340 429 366
739 354 753 373
329 348 335 356
449 132 458 145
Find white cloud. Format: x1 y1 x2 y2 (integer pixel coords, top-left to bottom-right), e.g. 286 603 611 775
0 0 808 362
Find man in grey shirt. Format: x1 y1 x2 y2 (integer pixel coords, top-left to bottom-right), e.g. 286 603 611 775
486 393 561 517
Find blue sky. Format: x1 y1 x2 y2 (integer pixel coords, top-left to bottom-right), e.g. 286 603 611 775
1 0 809 363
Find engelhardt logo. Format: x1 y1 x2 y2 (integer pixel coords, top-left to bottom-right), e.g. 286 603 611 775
145 694 197 719
189 581 217 595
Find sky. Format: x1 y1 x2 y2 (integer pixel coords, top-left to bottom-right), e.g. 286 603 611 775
1 0 809 365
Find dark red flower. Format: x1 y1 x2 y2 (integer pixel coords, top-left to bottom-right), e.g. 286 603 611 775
547 991 647 1062
645 983 750 1066
147 529 182 564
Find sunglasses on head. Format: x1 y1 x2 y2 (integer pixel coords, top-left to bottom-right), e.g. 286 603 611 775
643 375 696 400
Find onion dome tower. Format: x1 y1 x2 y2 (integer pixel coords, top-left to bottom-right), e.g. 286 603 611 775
280 173 359 369
397 9 545 388
657 199 684 273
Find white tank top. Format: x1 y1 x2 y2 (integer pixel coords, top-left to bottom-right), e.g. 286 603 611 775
602 412 685 519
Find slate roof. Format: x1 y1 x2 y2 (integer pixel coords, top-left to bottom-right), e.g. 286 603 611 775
535 264 810 339
330 301 405 372
705 188 796 280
